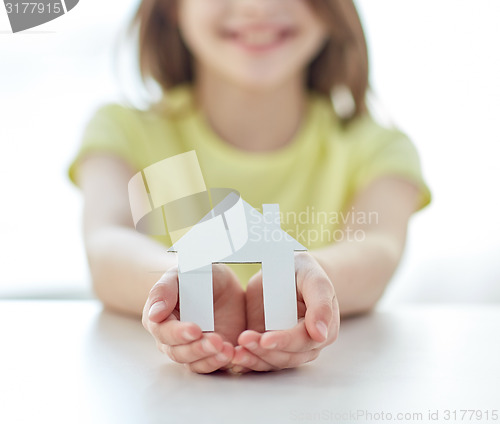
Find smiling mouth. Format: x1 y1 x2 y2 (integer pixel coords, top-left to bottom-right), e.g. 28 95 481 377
222 27 296 52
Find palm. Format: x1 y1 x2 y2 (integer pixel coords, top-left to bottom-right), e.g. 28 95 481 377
211 265 246 346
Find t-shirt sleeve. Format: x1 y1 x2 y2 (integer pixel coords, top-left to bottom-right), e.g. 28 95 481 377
67 103 142 187
348 116 431 211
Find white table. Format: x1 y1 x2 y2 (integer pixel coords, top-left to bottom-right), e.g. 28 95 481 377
1 301 499 424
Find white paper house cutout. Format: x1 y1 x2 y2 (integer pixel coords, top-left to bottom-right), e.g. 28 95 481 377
168 192 307 331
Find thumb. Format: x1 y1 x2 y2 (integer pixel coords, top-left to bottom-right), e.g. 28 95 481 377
143 267 179 324
300 270 337 343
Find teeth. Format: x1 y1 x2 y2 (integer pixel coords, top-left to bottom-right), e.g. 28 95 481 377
241 31 279 46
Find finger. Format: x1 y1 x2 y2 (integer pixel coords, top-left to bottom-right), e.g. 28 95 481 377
230 366 252 374
211 264 237 294
142 268 179 326
246 319 321 353
165 333 225 364
220 363 234 372
296 255 337 343
235 340 321 370
148 318 202 347
239 328 313 354
186 342 234 374
232 345 276 372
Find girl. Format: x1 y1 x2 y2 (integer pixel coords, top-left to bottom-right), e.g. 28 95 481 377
69 0 430 374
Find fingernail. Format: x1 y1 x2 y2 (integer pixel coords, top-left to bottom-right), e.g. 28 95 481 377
245 342 258 350
148 301 166 319
202 338 219 354
316 321 328 340
216 352 228 362
263 342 277 350
232 365 244 373
182 330 197 342
234 355 248 365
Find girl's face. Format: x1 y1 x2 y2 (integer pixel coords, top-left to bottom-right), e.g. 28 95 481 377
177 0 328 90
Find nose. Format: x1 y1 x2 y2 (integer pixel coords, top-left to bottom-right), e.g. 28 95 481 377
235 0 281 19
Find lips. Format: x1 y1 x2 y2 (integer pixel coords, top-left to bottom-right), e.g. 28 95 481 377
222 25 295 51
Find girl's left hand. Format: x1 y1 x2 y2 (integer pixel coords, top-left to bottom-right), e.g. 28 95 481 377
231 252 340 373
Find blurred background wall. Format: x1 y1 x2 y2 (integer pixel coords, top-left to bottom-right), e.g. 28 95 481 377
0 0 499 302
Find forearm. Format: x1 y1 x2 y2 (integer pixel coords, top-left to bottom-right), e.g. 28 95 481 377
311 231 404 317
85 225 177 317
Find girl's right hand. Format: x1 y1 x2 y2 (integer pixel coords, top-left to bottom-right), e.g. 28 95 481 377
142 265 246 374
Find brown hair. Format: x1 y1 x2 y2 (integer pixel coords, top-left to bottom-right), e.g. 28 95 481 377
127 0 369 118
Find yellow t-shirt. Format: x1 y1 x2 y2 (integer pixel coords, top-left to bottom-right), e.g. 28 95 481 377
68 85 431 285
